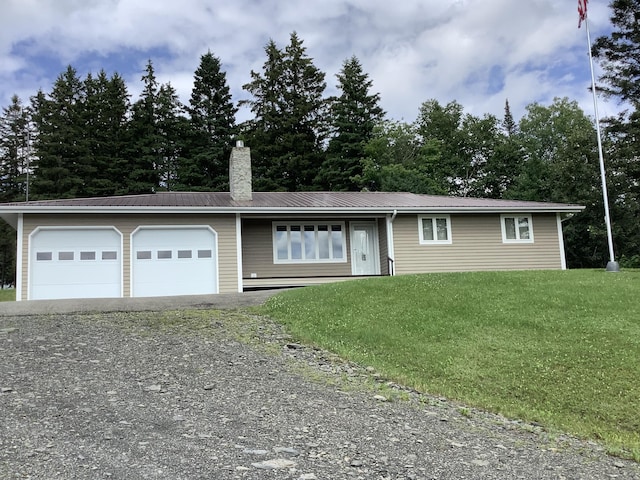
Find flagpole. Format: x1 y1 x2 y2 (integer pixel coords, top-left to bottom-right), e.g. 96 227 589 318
583 13 619 272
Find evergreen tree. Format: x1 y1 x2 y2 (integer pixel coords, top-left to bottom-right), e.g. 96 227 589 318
241 32 327 191
502 99 518 136
592 0 640 106
315 56 385 190
0 95 31 288
155 82 187 191
81 71 130 196
30 66 86 199
0 95 31 202
592 0 640 267
178 51 237 191
602 110 640 267
126 60 162 193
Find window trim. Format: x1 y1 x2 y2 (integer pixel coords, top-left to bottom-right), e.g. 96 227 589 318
272 222 347 264
418 215 453 245
500 214 534 243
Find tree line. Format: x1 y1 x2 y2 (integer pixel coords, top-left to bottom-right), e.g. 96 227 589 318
1 0 639 286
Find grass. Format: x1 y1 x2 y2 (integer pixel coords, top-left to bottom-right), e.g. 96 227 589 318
0 289 15 301
260 269 640 460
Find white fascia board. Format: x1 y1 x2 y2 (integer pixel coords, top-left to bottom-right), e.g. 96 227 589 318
0 205 585 216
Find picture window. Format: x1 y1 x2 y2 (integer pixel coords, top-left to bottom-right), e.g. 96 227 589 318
274 222 346 263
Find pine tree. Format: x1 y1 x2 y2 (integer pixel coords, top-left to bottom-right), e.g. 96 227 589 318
592 0 640 267
592 0 640 106
30 66 86 199
0 95 31 287
502 99 518 136
155 82 186 191
178 51 237 191
0 95 31 202
81 71 130 196
126 61 162 194
315 56 385 190
241 32 327 191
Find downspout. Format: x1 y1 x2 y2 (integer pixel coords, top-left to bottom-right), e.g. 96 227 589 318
16 214 23 301
557 213 574 270
386 209 397 276
236 213 244 292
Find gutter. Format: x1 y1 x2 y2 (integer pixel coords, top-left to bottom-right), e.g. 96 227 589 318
0 205 587 216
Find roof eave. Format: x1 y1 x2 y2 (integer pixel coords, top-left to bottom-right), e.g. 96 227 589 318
0 205 586 215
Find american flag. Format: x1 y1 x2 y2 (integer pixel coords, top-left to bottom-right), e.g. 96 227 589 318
578 0 588 28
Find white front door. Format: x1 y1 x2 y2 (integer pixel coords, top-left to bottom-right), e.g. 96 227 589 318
350 223 380 275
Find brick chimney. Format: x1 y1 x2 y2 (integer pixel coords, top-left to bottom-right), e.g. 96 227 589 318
229 140 252 201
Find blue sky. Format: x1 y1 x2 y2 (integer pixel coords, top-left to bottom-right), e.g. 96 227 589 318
0 0 621 124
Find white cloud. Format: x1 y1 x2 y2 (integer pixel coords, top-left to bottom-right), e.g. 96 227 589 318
0 0 618 124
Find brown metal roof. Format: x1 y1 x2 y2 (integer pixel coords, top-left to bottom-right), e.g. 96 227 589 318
0 191 583 212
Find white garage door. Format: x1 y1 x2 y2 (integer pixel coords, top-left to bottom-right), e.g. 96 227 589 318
30 228 122 300
131 227 218 297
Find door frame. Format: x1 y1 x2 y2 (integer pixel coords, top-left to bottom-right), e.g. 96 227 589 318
349 221 381 275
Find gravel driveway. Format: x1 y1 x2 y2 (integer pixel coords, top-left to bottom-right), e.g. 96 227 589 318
1 297 638 479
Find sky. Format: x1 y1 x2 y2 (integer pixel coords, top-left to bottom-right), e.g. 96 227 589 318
0 0 623 125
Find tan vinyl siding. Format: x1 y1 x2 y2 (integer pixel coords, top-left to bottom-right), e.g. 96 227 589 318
21 214 238 299
241 219 353 279
393 213 562 274
377 218 390 276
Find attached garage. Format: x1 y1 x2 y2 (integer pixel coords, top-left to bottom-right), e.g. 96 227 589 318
131 226 218 297
29 227 122 300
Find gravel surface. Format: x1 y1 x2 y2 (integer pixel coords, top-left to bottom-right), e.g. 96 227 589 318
1 307 638 480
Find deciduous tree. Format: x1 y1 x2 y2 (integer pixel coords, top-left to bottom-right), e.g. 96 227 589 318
507 98 605 267
356 120 445 194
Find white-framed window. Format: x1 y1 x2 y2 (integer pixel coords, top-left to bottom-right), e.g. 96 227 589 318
501 214 534 243
273 222 346 263
418 215 452 244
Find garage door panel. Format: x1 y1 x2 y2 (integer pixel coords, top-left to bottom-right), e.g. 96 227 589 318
30 228 122 300
132 227 217 298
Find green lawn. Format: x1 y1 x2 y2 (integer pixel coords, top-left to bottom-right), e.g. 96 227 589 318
0 289 15 301
261 270 640 460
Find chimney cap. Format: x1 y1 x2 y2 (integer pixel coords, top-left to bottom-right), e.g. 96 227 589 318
235 140 244 148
